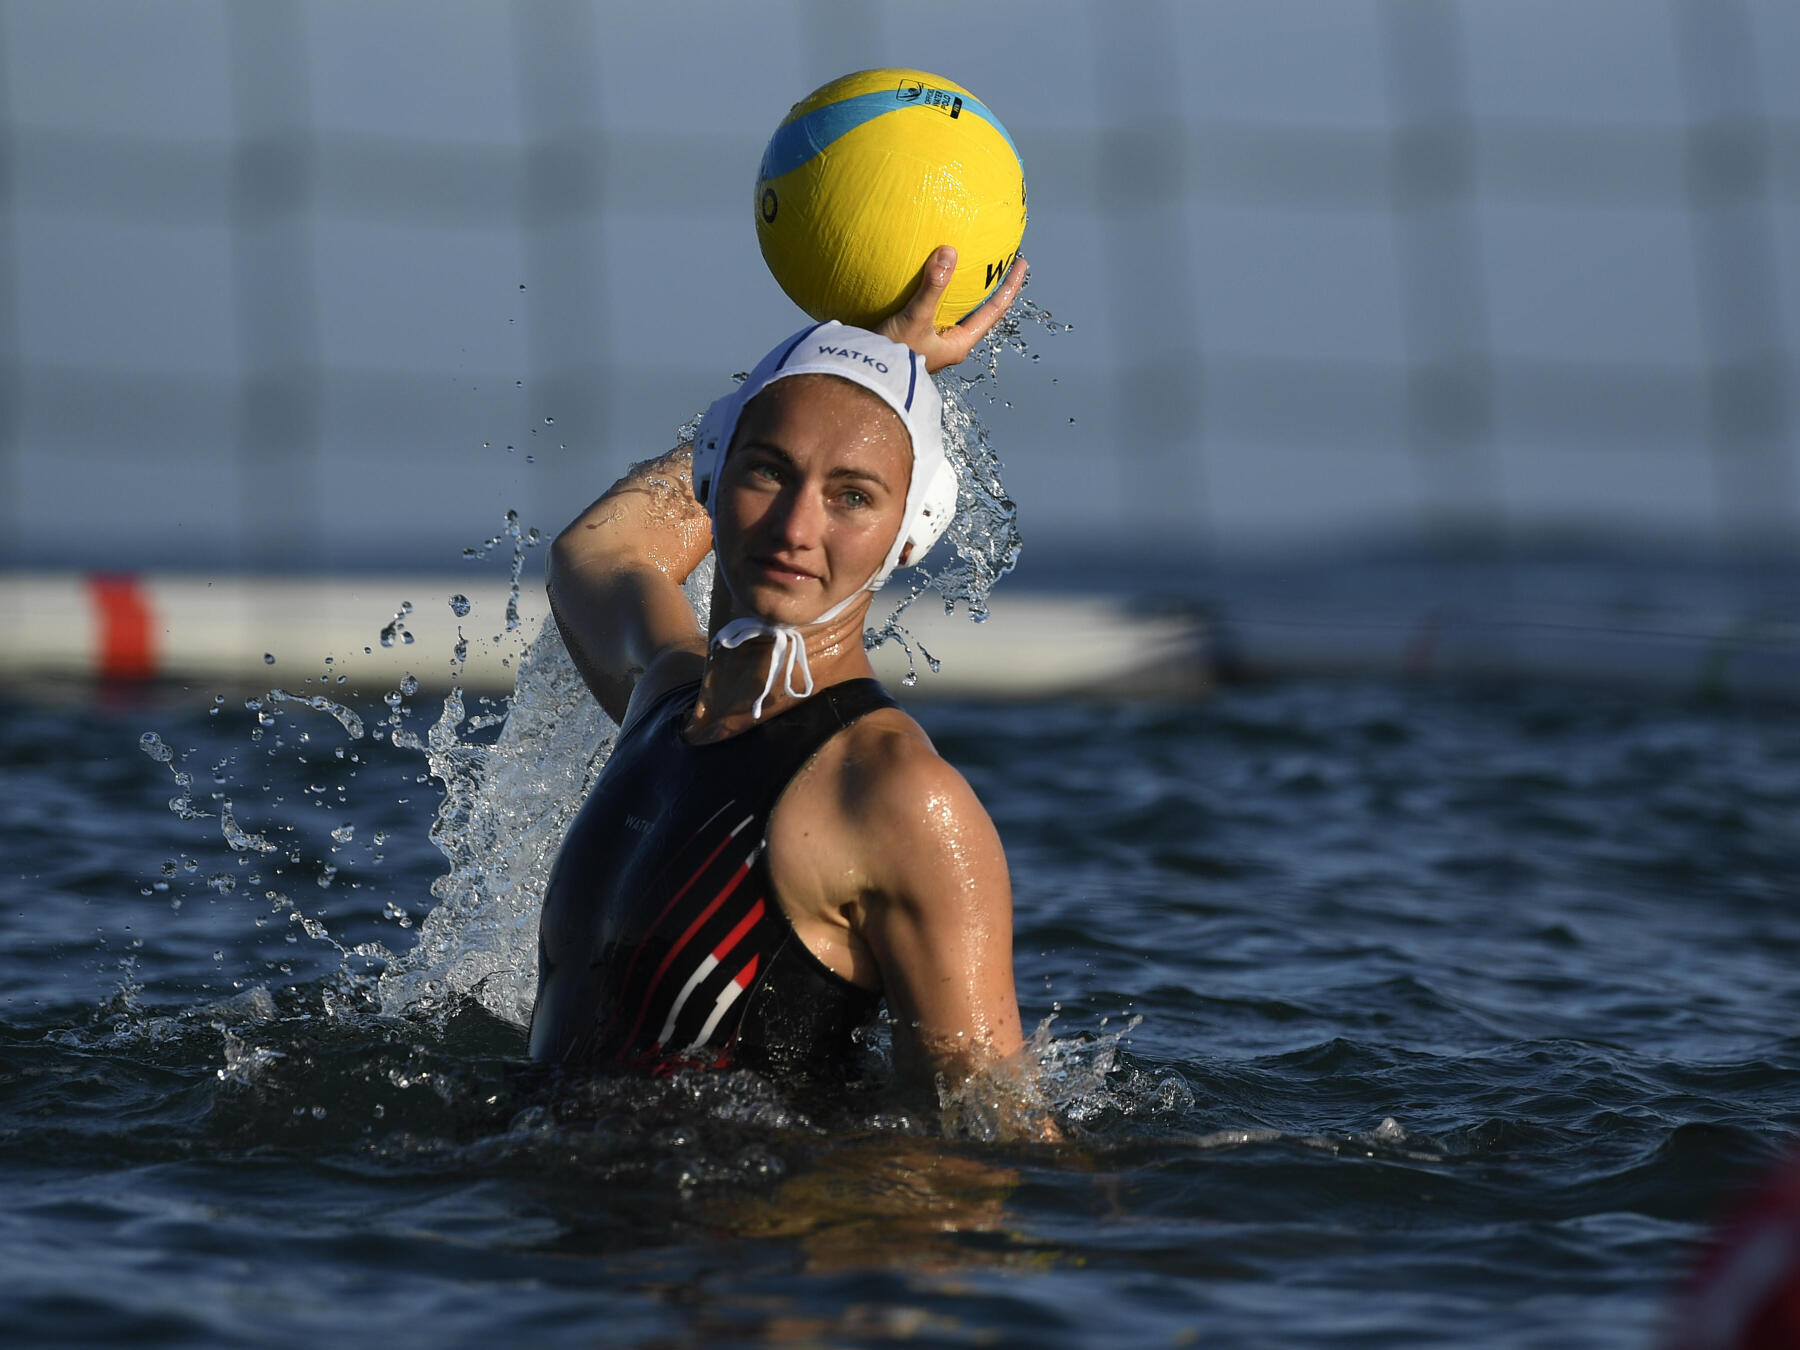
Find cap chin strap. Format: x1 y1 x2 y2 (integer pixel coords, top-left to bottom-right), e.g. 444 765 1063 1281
708 583 869 721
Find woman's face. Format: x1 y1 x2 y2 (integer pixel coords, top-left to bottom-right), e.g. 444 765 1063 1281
713 374 913 628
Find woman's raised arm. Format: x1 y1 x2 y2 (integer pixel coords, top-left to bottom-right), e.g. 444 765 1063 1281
546 445 714 727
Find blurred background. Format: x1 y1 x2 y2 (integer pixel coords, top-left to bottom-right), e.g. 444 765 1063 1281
1 0 1796 690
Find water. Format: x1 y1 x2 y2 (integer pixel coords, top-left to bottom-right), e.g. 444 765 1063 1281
5 320 1796 1344
5 642 1797 1346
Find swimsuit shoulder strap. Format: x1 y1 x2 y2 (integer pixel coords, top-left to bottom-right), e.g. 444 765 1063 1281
745 677 901 784
690 677 901 797
810 677 902 728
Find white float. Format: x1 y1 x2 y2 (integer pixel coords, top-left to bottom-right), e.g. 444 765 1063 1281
0 573 1209 699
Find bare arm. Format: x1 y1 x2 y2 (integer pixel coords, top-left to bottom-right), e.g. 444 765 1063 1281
845 737 1059 1140
845 735 1024 1078
546 446 714 727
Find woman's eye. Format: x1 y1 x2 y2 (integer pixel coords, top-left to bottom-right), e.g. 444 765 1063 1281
840 489 870 509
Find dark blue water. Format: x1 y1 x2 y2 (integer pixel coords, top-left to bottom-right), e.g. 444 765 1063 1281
3 655 1797 1346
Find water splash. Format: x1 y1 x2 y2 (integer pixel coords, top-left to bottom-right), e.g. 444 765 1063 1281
376 517 709 1025
865 294 1064 681
460 508 541 636
218 798 279 855
138 731 205 821
379 601 415 649
935 1013 1167 1142
375 624 617 1025
263 688 366 741
216 1026 287 1086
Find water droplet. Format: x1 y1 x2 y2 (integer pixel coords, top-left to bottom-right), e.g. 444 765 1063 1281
543 416 555 425
330 823 355 844
400 674 419 696
448 593 471 618
263 653 276 665
379 602 414 649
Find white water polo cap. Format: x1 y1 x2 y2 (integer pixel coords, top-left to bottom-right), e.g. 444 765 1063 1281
692 320 957 587
690 321 959 717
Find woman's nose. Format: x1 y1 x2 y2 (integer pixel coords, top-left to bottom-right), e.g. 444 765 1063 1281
770 484 826 547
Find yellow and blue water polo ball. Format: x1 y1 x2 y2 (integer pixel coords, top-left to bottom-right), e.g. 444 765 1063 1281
755 69 1027 332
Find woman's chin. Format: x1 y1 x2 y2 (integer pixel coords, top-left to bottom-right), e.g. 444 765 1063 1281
732 592 827 629
734 588 861 632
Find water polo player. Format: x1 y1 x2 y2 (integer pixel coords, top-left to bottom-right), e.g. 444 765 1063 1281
528 251 1035 1093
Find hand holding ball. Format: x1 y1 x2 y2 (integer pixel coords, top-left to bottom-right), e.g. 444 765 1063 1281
755 69 1027 332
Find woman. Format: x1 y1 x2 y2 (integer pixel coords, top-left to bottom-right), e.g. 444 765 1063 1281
530 250 1037 1097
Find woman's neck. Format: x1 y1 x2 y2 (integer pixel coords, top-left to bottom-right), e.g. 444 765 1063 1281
686 600 877 739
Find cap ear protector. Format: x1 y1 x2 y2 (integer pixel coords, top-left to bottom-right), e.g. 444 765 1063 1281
891 456 958 574
689 392 735 513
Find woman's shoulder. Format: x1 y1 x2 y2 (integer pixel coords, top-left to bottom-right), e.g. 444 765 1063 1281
820 699 987 827
833 694 932 756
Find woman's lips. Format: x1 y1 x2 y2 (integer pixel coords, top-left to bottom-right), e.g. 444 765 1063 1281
750 556 820 584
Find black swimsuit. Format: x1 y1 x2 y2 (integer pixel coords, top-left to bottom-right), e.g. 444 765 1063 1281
529 678 892 1077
